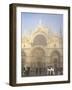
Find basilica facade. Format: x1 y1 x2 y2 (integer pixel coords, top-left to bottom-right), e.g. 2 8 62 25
21 22 63 76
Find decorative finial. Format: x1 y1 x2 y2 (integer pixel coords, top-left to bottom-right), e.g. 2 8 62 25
39 19 42 26
59 23 63 37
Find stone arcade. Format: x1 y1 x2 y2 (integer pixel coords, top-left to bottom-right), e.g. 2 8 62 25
21 21 63 76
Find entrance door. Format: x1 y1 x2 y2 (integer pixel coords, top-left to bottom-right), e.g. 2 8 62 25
31 47 45 76
51 51 61 75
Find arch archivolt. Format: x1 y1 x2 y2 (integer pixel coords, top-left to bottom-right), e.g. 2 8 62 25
30 46 46 56
31 32 48 44
50 50 61 68
29 46 46 68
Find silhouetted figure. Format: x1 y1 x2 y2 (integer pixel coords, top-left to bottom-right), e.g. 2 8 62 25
39 68 41 75
36 68 38 75
26 67 30 76
47 66 55 75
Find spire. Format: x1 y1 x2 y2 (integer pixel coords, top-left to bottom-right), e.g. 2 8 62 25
39 19 42 26
60 27 63 37
59 27 63 48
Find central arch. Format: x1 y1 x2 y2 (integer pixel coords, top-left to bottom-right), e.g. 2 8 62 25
30 47 46 75
31 47 46 67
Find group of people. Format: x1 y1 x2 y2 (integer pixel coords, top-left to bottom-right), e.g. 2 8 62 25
47 66 55 75
22 66 63 76
47 66 63 75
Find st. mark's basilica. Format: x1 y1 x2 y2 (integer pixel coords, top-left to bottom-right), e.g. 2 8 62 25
21 21 63 77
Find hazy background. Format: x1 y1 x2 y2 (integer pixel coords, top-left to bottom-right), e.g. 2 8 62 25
21 12 63 36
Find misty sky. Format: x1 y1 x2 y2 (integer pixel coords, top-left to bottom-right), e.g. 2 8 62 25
21 12 63 36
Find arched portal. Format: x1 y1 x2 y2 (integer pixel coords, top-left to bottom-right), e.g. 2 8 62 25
31 47 45 67
50 50 63 75
51 51 60 68
30 47 46 76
